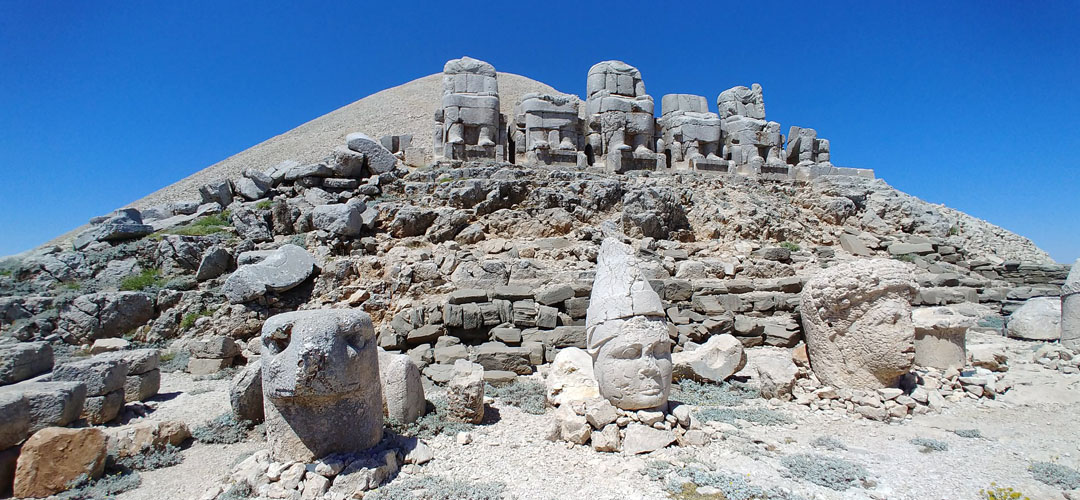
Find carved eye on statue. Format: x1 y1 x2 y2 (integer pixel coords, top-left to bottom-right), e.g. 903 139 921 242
612 344 642 360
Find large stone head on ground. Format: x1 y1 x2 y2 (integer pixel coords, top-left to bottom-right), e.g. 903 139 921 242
260 309 383 462
799 259 917 389
586 238 672 410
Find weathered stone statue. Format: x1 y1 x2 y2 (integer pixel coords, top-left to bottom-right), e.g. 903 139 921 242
261 310 383 462
716 84 786 174
586 238 672 410
434 56 503 161
800 259 917 389
1062 259 1080 350
584 61 659 172
512 92 584 167
785 126 830 167
657 94 723 172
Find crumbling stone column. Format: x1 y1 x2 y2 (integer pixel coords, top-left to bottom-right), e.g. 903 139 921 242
261 310 383 462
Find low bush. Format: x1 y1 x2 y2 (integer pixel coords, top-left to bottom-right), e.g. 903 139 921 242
387 398 472 440
780 454 869 491
219 482 253 500
366 475 504 500
180 308 214 331
255 200 273 210
485 380 546 415
980 483 1030 500
780 241 800 252
192 414 254 444
119 268 165 291
1030 461 1080 489
56 472 142 499
671 379 759 407
167 211 231 236
910 437 948 452
811 436 847 451
695 407 790 427
159 351 190 373
953 429 982 439
113 444 184 471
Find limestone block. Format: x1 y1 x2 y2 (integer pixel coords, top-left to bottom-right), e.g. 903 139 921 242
52 356 127 396
0 381 86 432
554 406 590 445
912 307 974 371
13 427 107 498
187 357 232 375
445 360 484 424
230 360 264 423
621 423 675 455
0 392 29 449
472 342 532 375
799 259 916 389
345 132 398 174
82 390 124 424
222 244 316 304
312 201 366 237
124 369 160 402
261 310 383 462
1061 259 1079 349
377 350 426 425
671 334 746 383
0 342 53 385
103 420 190 459
545 347 600 407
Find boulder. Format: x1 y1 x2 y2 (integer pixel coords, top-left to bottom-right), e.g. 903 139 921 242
554 406 591 445
545 347 600 407
73 209 154 249
445 360 484 424
199 180 234 207
671 334 746 383
377 350 425 425
230 360 264 423
52 356 127 396
346 132 398 174
312 201 366 237
89 338 129 354
196 246 233 282
236 169 272 200
222 244 316 303
799 259 917 389
103 420 190 459
1007 297 1061 341
0 342 53 385
621 423 675 455
232 206 272 242
746 347 798 399
13 427 107 498
57 292 155 343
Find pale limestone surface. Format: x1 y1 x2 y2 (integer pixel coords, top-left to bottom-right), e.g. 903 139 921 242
1062 259 1080 349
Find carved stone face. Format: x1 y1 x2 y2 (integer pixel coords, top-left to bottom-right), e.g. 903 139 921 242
591 316 673 410
261 310 376 401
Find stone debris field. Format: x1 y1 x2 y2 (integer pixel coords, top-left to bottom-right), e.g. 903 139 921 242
0 56 1078 500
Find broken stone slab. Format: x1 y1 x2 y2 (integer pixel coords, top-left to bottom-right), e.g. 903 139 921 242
124 369 160 402
52 356 127 396
189 336 241 359
545 347 600 407
13 427 108 498
88 338 129 355
346 132 398 175
230 360 264 423
73 209 155 249
312 200 366 237
187 357 233 376
448 289 489 304
0 342 53 385
222 244 316 304
377 349 425 425
535 284 574 306
621 423 675 455
838 233 871 256
102 420 191 459
0 381 87 432
472 342 532 375
57 291 155 344
671 334 746 383
0 392 29 449
196 246 233 282
554 405 591 445
100 348 160 375
912 307 974 371
81 390 124 424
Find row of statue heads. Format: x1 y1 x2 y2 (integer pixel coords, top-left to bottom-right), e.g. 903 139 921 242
432 56 832 175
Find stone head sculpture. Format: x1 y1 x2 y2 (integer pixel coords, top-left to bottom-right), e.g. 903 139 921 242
261 309 383 462
799 259 917 389
586 238 672 410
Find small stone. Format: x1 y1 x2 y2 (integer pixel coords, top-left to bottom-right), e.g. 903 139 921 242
621 424 676 454
456 432 473 445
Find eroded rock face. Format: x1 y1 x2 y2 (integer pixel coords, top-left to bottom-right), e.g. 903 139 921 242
799 259 917 389
57 292 155 344
261 310 383 462
586 238 672 410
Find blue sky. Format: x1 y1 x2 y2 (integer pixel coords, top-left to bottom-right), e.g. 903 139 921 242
1 1 1077 263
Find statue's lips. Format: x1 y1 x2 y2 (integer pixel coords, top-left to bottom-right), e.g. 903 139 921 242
639 388 661 396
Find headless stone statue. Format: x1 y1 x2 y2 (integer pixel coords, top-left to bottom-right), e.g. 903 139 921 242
434 56 502 161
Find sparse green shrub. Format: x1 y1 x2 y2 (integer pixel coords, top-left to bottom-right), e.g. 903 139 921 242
219 482 253 500
61 281 83 291
643 461 805 500
811 436 847 451
120 268 166 291
780 241 800 252
55 471 142 499
180 308 215 331
980 483 1030 500
167 211 231 236
695 407 789 427
910 437 948 452
160 351 190 373
366 475 504 500
193 413 254 444
387 398 472 439
642 460 673 481
977 316 1005 329
780 454 869 491
948 225 961 236
671 379 759 407
255 200 273 210
954 429 982 439
113 444 183 471
1030 461 1080 489
894 253 916 263
485 380 547 415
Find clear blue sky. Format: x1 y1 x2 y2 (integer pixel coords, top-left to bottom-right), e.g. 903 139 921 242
1 1 1077 263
